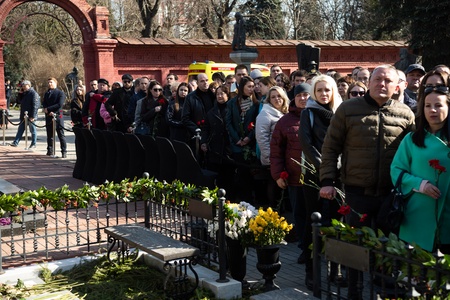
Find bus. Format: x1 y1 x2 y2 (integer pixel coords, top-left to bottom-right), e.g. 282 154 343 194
187 61 270 82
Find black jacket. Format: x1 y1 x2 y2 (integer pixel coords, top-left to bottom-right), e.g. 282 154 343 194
181 89 215 137
201 102 231 164
141 96 169 138
43 88 65 114
299 99 334 172
104 87 134 131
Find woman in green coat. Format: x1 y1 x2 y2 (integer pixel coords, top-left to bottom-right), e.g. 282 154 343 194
391 70 450 253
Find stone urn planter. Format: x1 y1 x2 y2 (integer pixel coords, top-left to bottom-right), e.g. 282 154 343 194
255 245 282 291
226 236 247 283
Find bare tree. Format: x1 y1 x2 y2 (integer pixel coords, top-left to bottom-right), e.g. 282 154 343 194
137 0 161 37
109 0 144 38
282 0 324 40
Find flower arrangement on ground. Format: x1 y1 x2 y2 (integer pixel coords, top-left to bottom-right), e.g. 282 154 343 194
248 207 293 247
223 201 257 245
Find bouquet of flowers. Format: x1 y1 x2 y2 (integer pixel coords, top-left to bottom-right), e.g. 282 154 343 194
248 207 293 247
224 201 257 246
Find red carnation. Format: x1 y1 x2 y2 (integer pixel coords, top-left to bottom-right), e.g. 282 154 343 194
247 122 255 131
280 171 289 180
429 159 447 174
359 213 368 222
158 99 165 106
201 119 205 124
429 159 439 168
337 205 351 216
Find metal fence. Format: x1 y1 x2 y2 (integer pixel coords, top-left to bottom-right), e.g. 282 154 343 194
0 197 219 273
311 213 450 299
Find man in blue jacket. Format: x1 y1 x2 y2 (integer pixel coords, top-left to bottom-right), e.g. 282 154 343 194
43 77 67 158
10 80 39 148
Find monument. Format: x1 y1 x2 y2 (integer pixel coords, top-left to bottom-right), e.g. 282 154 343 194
230 12 258 72
394 48 418 72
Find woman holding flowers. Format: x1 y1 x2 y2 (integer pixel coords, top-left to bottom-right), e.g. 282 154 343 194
270 83 310 262
140 81 169 137
226 76 259 202
299 74 343 288
391 69 450 253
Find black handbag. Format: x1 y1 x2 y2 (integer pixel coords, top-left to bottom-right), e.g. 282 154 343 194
377 170 409 235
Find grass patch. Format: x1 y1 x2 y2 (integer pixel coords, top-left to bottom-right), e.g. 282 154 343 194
0 255 263 299
46 255 217 299
0 256 213 299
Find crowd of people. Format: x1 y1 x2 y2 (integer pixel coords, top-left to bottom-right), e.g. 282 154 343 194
7 61 450 297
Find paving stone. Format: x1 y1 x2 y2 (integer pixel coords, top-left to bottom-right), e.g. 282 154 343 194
250 288 316 300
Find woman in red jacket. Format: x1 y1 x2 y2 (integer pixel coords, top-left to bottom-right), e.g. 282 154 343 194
270 83 309 264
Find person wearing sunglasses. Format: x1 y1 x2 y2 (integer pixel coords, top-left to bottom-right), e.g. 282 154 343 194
418 69 449 97
103 74 134 132
347 81 367 100
136 81 168 137
390 68 450 255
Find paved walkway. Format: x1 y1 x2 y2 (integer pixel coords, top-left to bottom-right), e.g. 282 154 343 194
0 110 320 298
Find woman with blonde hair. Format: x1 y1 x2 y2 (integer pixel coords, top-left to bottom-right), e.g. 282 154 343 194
299 74 343 289
255 86 289 209
256 86 289 166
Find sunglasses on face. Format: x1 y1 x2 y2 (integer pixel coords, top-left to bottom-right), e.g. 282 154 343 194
153 88 162 92
350 91 365 97
123 80 131 84
424 85 449 95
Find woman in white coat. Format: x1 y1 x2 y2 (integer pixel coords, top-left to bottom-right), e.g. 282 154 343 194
255 86 289 209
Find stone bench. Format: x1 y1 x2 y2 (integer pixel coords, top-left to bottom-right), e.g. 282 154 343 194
104 224 200 299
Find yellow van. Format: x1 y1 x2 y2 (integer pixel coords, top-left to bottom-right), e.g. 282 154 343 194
187 61 270 82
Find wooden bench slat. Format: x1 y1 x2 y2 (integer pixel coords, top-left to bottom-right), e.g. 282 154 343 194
105 224 199 261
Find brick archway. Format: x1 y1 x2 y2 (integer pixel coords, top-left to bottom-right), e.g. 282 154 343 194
0 0 116 108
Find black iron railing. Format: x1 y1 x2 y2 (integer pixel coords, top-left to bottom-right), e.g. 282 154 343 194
312 212 450 299
0 197 220 273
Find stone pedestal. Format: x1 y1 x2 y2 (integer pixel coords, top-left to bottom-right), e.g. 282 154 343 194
230 51 259 72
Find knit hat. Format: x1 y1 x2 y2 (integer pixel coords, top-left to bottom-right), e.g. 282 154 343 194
294 83 311 95
21 80 31 86
122 74 133 81
250 69 263 80
98 78 109 86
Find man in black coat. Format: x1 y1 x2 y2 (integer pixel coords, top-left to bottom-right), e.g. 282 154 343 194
10 80 40 148
181 73 215 151
104 74 134 132
43 77 67 157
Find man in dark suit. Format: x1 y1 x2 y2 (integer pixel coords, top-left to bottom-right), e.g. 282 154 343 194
43 77 67 158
